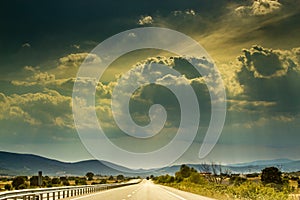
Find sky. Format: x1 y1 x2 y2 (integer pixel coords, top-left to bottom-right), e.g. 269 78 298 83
1 0 300 168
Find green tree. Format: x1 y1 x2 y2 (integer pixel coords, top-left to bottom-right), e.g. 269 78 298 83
179 164 192 178
62 180 70 186
229 176 247 186
51 178 61 185
43 176 51 187
12 176 26 189
108 175 114 181
75 178 87 185
100 179 107 184
189 172 205 184
261 167 282 185
117 174 124 181
18 184 27 189
30 176 39 187
86 172 94 181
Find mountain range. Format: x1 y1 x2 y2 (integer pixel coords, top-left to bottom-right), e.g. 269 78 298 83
0 151 299 176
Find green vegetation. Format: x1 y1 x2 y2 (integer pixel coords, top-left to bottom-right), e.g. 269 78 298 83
85 172 94 181
154 165 297 200
75 177 87 185
12 176 27 190
0 172 131 191
117 174 124 181
261 167 283 185
4 184 12 190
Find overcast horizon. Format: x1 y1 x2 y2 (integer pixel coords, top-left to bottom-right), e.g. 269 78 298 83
1 0 300 167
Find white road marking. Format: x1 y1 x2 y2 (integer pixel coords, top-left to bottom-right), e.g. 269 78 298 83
164 190 187 200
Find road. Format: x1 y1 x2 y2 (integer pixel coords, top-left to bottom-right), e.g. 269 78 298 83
64 180 214 200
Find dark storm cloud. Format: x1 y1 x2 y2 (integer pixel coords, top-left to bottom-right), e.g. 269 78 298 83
237 45 300 113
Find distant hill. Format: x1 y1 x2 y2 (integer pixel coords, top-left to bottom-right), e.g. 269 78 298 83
0 151 299 176
229 159 294 167
0 151 136 176
225 159 300 173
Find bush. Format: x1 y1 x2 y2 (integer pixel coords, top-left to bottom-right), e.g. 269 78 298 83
189 173 206 184
156 174 175 184
261 167 282 185
229 176 247 186
155 164 292 200
175 175 183 183
290 176 299 181
246 173 259 178
86 172 94 181
51 178 61 185
117 174 124 181
232 181 288 200
176 165 196 178
12 176 26 189
30 176 39 187
75 178 87 185
18 184 27 190
100 179 107 184
46 183 53 187
4 184 12 191
62 180 70 186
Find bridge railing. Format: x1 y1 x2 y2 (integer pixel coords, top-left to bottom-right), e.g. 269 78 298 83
0 179 141 200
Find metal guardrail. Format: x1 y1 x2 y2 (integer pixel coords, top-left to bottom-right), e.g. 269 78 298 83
0 179 141 200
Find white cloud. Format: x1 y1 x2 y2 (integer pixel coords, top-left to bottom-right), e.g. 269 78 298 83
173 9 196 16
23 66 38 72
138 15 153 25
58 53 101 68
71 44 80 49
22 43 31 48
235 0 282 16
0 90 73 128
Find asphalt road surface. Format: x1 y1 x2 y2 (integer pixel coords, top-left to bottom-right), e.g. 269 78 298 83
64 180 214 200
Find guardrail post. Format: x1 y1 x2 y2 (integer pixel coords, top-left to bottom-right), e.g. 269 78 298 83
53 192 55 200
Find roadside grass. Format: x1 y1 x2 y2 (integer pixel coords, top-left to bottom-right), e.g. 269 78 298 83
160 181 294 200
153 165 299 200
